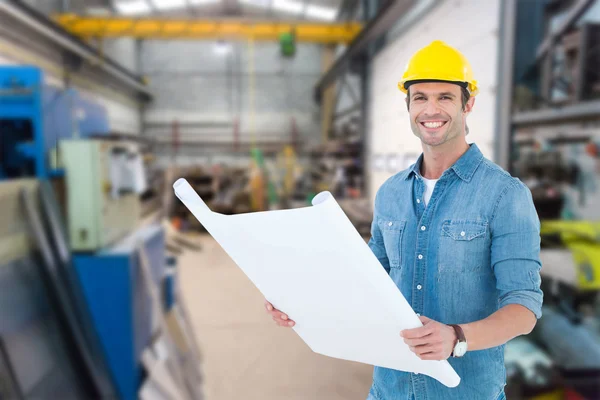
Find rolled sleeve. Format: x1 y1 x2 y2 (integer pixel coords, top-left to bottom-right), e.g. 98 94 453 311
491 181 544 319
368 189 391 274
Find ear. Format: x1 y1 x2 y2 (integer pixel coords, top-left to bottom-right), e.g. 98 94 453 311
405 96 410 111
463 96 475 114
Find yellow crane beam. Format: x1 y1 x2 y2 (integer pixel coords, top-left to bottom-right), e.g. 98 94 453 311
54 14 362 44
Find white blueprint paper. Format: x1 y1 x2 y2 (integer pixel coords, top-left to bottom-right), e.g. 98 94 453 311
173 178 460 388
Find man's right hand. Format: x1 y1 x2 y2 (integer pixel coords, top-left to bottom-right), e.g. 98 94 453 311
264 300 295 327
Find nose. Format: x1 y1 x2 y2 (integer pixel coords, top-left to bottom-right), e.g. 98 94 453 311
423 98 441 116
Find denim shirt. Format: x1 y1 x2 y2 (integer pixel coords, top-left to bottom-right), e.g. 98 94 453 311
367 144 543 400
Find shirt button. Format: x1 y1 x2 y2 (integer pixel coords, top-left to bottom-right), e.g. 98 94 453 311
418 254 423 260
416 199 421 203
421 226 426 231
388 222 393 226
460 231 466 237
417 284 422 290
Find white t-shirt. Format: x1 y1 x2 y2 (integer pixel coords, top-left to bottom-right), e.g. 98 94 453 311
422 177 439 207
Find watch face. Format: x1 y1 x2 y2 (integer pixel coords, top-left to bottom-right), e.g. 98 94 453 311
454 342 468 357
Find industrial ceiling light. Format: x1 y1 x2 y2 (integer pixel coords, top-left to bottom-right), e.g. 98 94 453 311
306 4 337 21
152 0 186 10
272 0 303 14
239 0 270 6
115 0 151 15
214 41 231 55
86 6 111 16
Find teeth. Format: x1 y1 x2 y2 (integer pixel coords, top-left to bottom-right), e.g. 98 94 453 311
423 121 444 128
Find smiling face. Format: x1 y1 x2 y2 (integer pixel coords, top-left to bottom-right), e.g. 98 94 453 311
406 82 474 148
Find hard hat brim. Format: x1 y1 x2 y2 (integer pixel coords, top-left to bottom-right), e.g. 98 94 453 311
403 79 468 91
398 79 478 97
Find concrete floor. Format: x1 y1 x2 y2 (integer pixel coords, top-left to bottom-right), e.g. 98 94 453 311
177 233 373 400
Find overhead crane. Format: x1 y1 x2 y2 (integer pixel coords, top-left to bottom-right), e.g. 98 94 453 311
54 14 363 44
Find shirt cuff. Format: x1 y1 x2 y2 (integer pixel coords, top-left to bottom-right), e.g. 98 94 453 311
498 290 543 319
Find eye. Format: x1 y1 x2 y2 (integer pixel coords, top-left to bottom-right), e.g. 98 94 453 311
413 96 426 101
440 96 452 100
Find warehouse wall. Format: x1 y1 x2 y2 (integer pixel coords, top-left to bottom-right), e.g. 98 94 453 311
367 0 501 201
140 40 322 165
103 38 138 73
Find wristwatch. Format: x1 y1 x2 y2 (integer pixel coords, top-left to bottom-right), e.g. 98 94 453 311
449 324 468 357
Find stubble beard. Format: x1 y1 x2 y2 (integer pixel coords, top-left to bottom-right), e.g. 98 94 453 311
410 118 462 148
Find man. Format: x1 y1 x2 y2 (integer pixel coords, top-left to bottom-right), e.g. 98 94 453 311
264 41 543 400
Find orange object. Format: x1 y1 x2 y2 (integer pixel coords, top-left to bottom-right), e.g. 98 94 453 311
585 142 599 157
171 217 182 230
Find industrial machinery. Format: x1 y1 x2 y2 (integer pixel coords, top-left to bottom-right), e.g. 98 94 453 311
59 137 172 399
59 138 164 399
60 139 143 251
1 65 170 399
0 66 109 179
0 68 149 252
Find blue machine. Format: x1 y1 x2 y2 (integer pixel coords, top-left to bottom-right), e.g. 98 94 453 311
73 225 165 400
0 66 109 179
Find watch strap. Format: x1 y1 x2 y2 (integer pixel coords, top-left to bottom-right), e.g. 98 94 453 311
449 324 466 357
449 324 466 343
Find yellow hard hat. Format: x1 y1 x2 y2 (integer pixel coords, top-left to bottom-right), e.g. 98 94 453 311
398 40 478 97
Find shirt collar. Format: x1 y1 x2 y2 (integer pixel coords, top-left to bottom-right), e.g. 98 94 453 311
405 143 484 182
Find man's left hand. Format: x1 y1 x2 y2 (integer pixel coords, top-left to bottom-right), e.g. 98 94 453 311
401 316 458 361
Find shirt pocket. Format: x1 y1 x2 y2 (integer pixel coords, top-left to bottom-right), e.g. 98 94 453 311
377 219 406 269
438 220 489 274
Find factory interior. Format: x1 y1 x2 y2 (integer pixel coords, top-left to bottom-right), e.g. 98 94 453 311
1 0 600 399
